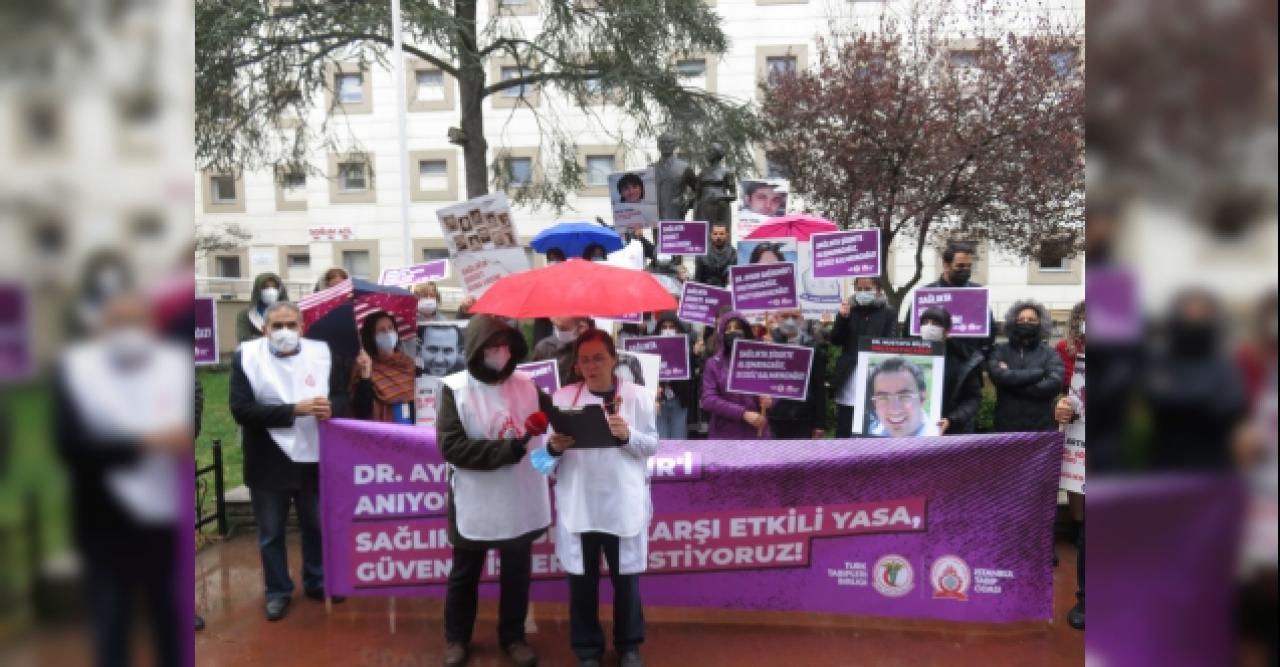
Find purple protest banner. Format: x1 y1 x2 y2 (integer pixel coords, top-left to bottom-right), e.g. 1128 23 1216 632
909 288 990 338
729 263 798 312
319 420 1061 623
810 229 881 279
1086 266 1141 343
657 221 708 256
517 360 561 396
1 284 32 382
194 296 219 366
725 340 813 400
677 282 732 327
379 260 450 287
621 335 690 381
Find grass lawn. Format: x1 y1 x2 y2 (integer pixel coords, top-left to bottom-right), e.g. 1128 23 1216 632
1 383 69 602
196 367 241 533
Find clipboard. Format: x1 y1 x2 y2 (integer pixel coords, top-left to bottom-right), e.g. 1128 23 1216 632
548 404 623 449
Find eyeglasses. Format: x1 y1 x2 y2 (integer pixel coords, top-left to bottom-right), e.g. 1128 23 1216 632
871 391 921 406
577 354 612 367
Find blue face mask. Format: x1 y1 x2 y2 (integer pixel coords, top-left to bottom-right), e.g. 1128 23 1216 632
530 446 559 476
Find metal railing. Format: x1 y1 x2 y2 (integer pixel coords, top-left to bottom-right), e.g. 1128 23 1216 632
195 439 227 536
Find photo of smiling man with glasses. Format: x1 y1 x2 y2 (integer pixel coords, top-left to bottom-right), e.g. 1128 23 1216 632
864 356 940 437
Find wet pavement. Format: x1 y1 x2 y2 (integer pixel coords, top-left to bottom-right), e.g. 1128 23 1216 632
196 533 1084 666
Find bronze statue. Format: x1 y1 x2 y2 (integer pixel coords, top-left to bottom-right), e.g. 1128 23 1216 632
652 132 698 222
693 143 736 235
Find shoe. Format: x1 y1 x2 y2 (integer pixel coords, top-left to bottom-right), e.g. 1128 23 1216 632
264 597 290 622
620 650 644 667
442 642 469 667
305 589 346 603
504 641 538 667
1067 602 1085 630
577 660 601 667
195 615 205 631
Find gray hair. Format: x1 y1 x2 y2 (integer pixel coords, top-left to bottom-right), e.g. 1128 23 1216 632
264 301 302 321
1003 300 1054 340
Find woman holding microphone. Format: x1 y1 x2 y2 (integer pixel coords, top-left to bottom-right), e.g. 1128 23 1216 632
537 329 658 667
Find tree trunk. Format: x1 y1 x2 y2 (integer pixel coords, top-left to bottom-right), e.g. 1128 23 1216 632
454 0 489 198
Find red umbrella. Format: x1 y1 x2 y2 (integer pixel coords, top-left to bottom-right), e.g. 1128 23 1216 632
744 213 838 242
469 259 677 318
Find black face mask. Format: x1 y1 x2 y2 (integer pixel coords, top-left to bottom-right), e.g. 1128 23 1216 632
949 269 972 285
1169 322 1217 357
1011 322 1041 345
722 332 744 356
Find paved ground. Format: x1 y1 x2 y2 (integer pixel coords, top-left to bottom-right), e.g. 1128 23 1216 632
195 531 1084 667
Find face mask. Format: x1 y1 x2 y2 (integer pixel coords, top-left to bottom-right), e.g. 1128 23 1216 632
1169 322 1216 357
853 291 876 307
484 345 511 371
269 328 300 354
105 326 152 364
418 298 437 314
1079 321 1086 336
949 269 972 285
260 287 280 306
375 332 398 353
555 328 577 343
779 318 800 337
722 332 743 356
1011 322 1041 343
920 324 946 342
660 327 681 337
97 269 126 297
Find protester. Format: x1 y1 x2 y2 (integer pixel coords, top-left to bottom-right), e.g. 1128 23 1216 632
235 272 289 343
546 247 567 265
69 249 135 337
316 266 349 291
653 312 696 440
229 301 348 621
1056 301 1086 393
701 310 770 439
766 309 827 439
414 282 446 324
622 228 655 266
540 329 657 667
350 312 416 424
919 307 984 434
583 243 609 262
1055 392 1086 630
866 358 939 437
532 316 594 386
923 243 996 354
1144 289 1247 470
436 316 555 667
987 300 1064 432
693 221 736 288
830 277 899 437
55 292 190 665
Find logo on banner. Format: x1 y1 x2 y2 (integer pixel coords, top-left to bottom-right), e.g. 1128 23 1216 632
930 555 971 601
872 555 914 598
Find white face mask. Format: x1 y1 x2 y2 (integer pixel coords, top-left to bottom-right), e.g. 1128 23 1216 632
483 345 511 372
375 331 398 353
660 327 681 337
555 328 578 343
853 291 876 307
269 327 300 354
105 326 152 364
418 298 438 315
920 324 946 342
260 287 280 306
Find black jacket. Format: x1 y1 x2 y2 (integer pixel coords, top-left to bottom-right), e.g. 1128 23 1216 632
941 341 985 434
766 331 828 431
694 243 737 288
987 341 1064 432
829 303 899 398
229 343 350 491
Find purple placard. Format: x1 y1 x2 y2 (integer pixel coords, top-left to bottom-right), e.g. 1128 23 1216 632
909 288 990 338
729 263 799 312
657 221 708 256
194 297 219 366
1086 266 1141 343
725 340 814 400
621 335 690 381
379 260 450 287
677 282 733 327
517 360 561 396
0 284 32 382
811 229 881 279
319 420 1061 623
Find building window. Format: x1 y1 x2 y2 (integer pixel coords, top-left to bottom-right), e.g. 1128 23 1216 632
585 155 615 186
1037 239 1072 271
338 162 368 192
282 172 306 198
342 250 372 280
337 72 364 104
210 175 238 203
584 71 605 96
131 211 165 239
418 159 448 191
676 59 707 89
948 50 980 70
415 69 444 101
506 157 533 185
500 66 529 98
24 103 61 148
287 254 311 271
215 256 242 278
765 56 797 84
422 248 450 262
1049 48 1079 79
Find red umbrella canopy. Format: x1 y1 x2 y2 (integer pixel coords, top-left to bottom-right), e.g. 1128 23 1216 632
469 259 677 318
744 213 838 242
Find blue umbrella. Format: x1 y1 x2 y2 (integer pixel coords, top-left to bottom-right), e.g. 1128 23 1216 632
530 220 624 258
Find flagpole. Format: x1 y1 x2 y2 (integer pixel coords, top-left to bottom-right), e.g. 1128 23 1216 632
390 0 413 269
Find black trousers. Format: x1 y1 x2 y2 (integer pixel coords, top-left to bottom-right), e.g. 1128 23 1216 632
835 404 856 438
85 528 180 667
568 532 645 660
768 419 814 440
443 543 532 646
